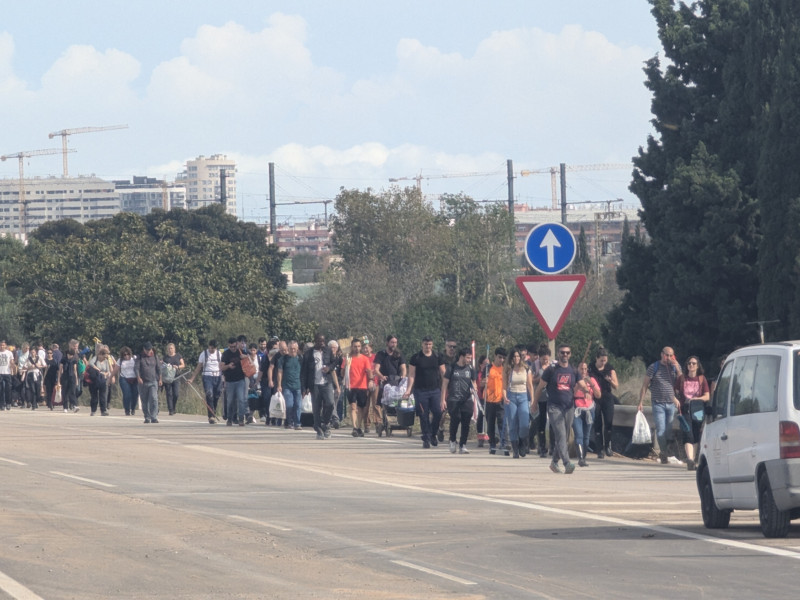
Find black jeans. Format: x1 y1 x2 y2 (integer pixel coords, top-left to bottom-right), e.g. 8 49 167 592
594 393 615 451
415 388 442 442
89 378 109 413
165 380 181 413
448 398 473 447
312 383 335 433
485 401 505 448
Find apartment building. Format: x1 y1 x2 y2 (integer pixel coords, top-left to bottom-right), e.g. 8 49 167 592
115 176 187 215
179 154 236 216
0 176 120 235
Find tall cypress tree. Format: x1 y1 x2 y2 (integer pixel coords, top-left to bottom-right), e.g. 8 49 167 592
756 2 800 338
606 0 760 364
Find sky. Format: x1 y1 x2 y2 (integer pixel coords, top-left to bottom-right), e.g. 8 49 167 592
0 1 661 225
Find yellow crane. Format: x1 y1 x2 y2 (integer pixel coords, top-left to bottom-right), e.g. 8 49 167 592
1 147 75 234
520 163 631 209
48 124 128 177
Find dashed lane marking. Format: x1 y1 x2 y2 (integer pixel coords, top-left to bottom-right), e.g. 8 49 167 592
391 560 477 585
50 471 116 488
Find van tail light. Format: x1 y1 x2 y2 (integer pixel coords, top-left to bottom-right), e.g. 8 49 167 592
779 421 800 459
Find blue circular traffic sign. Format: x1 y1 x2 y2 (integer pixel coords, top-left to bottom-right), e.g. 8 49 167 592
524 223 576 274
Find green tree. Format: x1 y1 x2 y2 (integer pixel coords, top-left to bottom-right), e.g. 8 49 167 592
576 226 592 275
755 2 800 339
608 0 760 365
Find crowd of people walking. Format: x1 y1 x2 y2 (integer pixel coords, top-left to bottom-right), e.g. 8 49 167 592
0 334 703 472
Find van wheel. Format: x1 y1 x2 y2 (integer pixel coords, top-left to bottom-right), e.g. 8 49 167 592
758 471 790 538
699 467 731 529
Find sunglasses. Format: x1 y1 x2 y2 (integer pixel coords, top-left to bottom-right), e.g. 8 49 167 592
559 351 571 355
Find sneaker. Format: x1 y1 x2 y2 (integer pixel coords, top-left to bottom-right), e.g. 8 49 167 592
226 419 233 426
549 462 562 474
504 448 511 457
72 406 80 413
660 453 668 464
459 445 469 454
667 456 684 465
489 447 496 455
352 428 359 437
430 436 438 447
284 423 291 429
294 425 302 431
101 411 109 416
209 418 216 424
449 441 457 454
238 420 245 427
316 432 324 440
151 418 159 424
423 439 431 449
687 459 697 471
597 450 605 459
477 438 485 448
357 428 364 437
332 420 340 430
564 462 576 474
324 429 332 439
64 408 69 413
144 418 151 424
91 411 96 416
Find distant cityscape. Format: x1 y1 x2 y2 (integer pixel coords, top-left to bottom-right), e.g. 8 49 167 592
0 152 640 278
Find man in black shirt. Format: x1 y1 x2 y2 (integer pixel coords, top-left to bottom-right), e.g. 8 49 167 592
221 336 247 426
441 348 477 454
404 336 445 448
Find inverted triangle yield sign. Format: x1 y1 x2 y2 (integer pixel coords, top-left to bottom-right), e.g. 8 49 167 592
515 275 586 340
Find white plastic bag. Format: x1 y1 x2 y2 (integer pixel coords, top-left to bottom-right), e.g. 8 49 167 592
269 391 286 419
381 377 408 406
301 392 312 413
632 410 652 445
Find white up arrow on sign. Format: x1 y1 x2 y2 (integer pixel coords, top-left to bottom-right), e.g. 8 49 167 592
515 275 586 340
539 228 562 269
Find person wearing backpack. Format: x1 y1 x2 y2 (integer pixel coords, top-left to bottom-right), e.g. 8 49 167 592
189 340 223 424
638 347 683 464
136 342 162 423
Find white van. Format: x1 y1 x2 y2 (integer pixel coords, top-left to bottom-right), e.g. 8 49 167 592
697 342 800 538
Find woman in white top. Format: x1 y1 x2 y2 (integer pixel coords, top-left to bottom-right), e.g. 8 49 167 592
118 346 138 416
503 348 535 459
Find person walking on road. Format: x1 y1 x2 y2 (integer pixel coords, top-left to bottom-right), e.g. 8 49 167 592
638 347 682 464
188 340 223 424
588 347 618 458
301 333 339 439
441 348 478 455
535 344 584 474
221 337 248 426
503 348 535 459
675 356 710 471
404 336 446 448
484 347 507 455
344 338 372 437
573 362 601 467
136 342 162 423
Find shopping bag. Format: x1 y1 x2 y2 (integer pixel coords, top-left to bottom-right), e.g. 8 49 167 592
632 410 652 444
52 385 63 406
269 391 286 419
301 392 312 413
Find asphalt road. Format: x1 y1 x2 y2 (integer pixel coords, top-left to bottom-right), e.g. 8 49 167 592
1 409 799 599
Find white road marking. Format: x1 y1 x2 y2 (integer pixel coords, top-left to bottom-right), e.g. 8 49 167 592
0 457 26 466
0 569 45 600
229 515 292 531
185 444 800 562
391 560 476 585
50 471 116 488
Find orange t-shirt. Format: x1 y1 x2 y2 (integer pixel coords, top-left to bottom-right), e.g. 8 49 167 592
348 354 371 390
486 365 504 403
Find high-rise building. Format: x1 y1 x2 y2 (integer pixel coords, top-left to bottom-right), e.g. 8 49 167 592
114 176 187 215
179 154 236 216
0 176 120 236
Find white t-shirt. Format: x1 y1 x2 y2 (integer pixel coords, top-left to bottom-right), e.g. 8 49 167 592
198 349 221 376
0 350 13 375
313 349 324 385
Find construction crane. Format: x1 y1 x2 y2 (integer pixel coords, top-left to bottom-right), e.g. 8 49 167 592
389 170 503 191
48 124 128 177
520 163 631 210
1 147 75 235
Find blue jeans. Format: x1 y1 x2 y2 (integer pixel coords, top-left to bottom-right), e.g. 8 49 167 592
119 377 139 414
505 391 530 444
141 381 159 421
283 387 301 427
226 379 248 423
572 406 595 450
202 375 223 419
652 402 676 456
415 388 442 443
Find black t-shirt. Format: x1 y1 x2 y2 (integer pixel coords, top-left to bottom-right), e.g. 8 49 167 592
588 361 615 396
409 351 444 391
221 348 245 382
60 355 78 385
444 362 475 403
542 364 578 410
375 349 404 385
44 358 59 386
164 353 182 367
